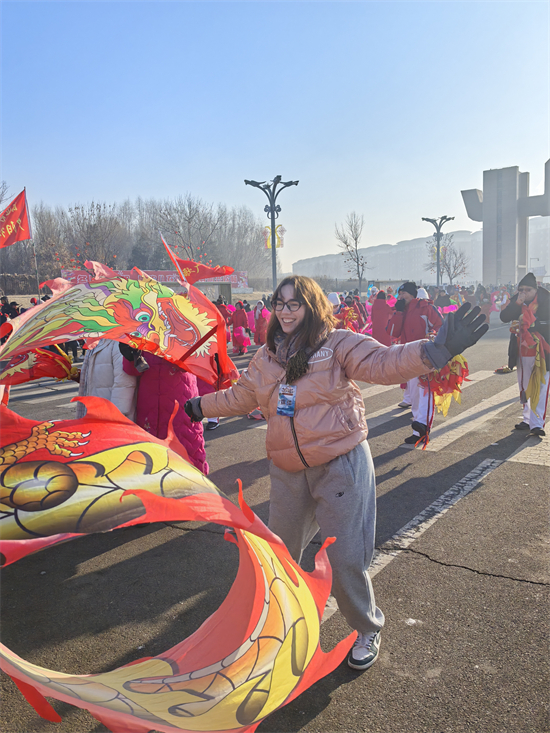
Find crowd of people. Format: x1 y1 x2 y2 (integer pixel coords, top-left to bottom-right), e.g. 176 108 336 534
1 271 547 673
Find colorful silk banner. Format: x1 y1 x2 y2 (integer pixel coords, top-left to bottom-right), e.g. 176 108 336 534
0 263 238 388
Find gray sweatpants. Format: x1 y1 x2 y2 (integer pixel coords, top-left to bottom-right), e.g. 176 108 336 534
268 440 385 635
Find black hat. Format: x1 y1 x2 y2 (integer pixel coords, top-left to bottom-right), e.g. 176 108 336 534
518 273 537 289
376 290 386 299
398 281 418 298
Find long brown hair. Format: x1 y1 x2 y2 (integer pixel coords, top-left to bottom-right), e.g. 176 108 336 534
266 276 336 352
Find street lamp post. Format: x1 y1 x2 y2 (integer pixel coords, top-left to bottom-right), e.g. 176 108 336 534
422 215 455 288
244 175 299 292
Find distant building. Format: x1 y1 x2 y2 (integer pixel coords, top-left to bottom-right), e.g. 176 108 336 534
293 230 484 286
293 216 548 287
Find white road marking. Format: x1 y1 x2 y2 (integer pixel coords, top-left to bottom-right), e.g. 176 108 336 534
24 390 79 404
10 383 77 399
423 384 519 452
507 436 550 467
365 370 496 429
360 384 399 398
7 387 56 398
320 458 503 623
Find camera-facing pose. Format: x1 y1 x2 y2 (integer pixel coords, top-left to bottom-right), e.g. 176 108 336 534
186 276 487 670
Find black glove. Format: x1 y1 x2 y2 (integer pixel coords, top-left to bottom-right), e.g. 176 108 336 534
423 302 489 369
119 342 150 373
119 342 138 361
394 299 406 312
184 397 204 422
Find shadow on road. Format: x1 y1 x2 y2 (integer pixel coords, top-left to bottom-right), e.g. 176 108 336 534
0 523 239 669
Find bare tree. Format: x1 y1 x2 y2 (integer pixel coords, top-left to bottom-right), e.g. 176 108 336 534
32 203 71 279
157 194 223 261
211 205 271 278
0 181 10 207
425 233 469 285
335 212 367 294
65 202 121 267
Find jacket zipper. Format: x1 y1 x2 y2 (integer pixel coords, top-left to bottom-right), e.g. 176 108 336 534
290 416 310 467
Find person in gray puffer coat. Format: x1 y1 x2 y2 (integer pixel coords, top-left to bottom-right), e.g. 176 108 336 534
75 339 137 420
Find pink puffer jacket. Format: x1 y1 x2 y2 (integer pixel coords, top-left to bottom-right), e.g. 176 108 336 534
125 353 208 474
201 329 433 472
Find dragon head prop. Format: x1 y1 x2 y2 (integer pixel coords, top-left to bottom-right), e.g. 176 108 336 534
0 263 237 387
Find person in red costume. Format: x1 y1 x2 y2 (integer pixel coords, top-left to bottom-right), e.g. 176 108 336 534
253 300 270 345
343 294 364 330
387 281 443 444
354 295 368 324
371 291 392 346
229 301 251 355
500 272 550 437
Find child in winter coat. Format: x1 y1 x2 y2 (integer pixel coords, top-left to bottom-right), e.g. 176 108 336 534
122 351 208 474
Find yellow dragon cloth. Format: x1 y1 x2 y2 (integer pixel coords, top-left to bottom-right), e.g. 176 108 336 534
0 396 353 733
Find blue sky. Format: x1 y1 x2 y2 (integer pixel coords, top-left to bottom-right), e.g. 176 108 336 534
1 1 548 271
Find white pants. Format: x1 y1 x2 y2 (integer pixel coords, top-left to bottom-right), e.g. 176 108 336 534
402 384 412 404
517 355 549 429
408 376 434 435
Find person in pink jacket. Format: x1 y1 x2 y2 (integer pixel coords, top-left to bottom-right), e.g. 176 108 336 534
253 300 269 345
122 350 208 474
370 291 392 346
229 302 251 355
185 276 487 671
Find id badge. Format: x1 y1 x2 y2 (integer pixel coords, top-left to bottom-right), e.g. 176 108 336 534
276 384 297 417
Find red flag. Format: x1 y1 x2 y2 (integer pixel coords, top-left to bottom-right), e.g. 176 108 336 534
160 239 238 388
0 190 32 249
169 254 234 284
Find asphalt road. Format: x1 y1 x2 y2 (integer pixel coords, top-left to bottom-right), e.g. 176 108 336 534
1 315 549 733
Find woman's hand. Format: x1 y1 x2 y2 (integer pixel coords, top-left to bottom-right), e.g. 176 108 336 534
422 303 489 369
184 398 204 423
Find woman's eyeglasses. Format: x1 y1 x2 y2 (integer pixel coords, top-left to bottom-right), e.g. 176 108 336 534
272 299 303 312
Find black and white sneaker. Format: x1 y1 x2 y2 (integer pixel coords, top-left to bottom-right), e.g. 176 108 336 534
530 427 545 437
205 421 219 431
515 422 530 431
347 630 381 671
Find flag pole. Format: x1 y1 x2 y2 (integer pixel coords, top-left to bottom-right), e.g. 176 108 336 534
25 189 40 301
31 240 41 301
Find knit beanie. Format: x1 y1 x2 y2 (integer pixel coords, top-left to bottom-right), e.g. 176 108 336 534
399 281 418 298
518 273 537 289
327 292 340 306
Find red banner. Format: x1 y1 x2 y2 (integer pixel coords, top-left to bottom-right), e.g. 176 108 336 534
0 190 31 249
61 269 249 287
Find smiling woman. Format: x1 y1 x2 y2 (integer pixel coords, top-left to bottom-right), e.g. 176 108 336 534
187 274 489 670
